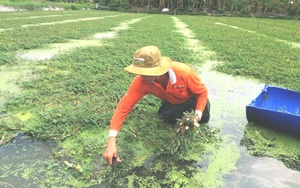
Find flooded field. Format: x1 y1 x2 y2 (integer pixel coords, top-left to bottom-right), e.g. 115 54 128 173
1 58 300 187
1 10 300 187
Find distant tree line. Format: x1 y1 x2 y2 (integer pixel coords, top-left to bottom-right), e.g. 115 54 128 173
48 0 300 15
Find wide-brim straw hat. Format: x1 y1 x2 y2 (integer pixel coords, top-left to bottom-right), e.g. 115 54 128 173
124 46 172 76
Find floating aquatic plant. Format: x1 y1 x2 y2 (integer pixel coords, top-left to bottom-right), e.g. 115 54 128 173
175 110 200 136
166 111 220 157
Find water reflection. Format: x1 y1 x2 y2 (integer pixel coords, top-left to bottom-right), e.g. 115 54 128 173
18 40 102 61
224 153 300 188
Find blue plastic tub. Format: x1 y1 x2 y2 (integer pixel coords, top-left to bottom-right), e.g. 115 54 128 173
246 85 300 137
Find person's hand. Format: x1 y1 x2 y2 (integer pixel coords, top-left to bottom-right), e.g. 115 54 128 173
195 110 202 122
103 137 122 165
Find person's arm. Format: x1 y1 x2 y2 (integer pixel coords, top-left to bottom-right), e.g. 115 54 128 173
103 76 147 165
194 90 208 121
187 69 208 121
102 93 140 165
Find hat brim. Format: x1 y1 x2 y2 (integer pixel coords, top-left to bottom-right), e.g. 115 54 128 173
124 56 172 76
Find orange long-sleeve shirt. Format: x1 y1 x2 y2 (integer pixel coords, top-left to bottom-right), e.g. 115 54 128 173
109 61 208 131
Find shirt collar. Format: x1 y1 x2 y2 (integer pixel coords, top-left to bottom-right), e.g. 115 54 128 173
168 68 176 85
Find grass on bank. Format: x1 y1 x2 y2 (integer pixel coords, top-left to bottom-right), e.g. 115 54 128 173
179 15 300 91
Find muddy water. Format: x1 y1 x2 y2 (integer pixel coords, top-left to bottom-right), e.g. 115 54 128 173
0 134 55 188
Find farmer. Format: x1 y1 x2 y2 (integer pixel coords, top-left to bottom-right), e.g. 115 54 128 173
103 46 210 165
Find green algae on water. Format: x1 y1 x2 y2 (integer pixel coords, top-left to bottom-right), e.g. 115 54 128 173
200 138 240 188
241 123 300 171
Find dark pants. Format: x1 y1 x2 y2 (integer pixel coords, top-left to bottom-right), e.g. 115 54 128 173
158 96 210 124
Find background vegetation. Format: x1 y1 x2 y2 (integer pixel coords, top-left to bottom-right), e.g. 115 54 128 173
1 0 300 15
93 0 300 15
0 0 95 10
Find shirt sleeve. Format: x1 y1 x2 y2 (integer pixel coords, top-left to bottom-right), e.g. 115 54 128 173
187 69 208 112
109 76 147 131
